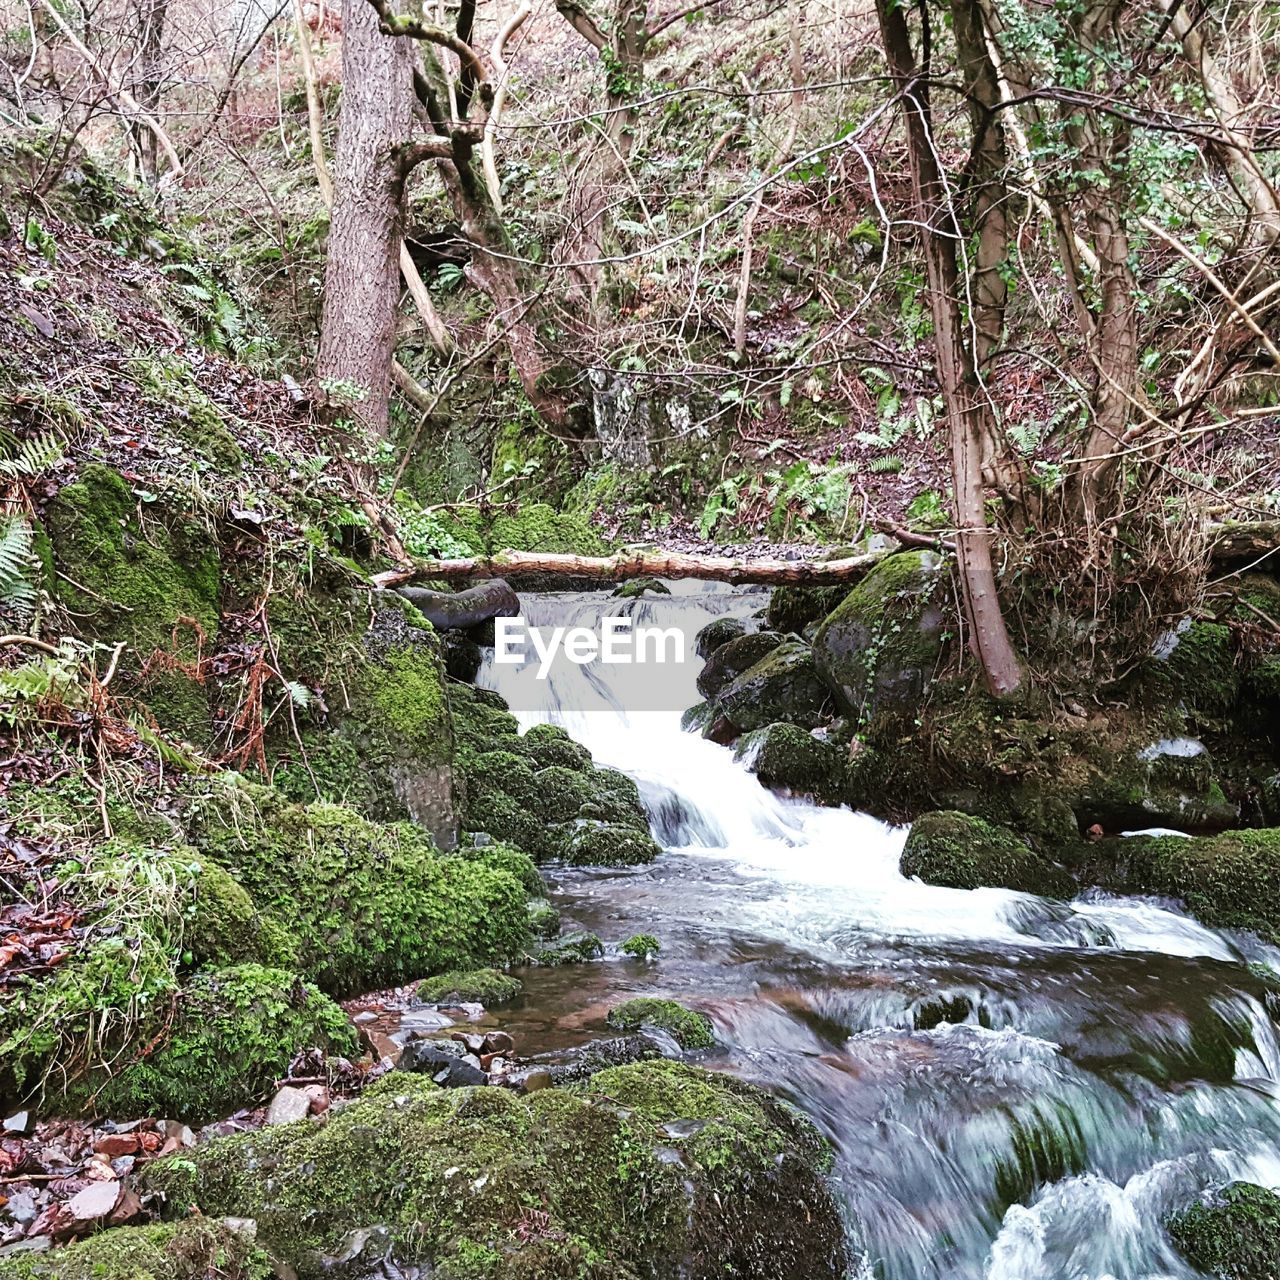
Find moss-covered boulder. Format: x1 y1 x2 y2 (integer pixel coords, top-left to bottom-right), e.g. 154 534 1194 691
717 641 831 733
271 595 459 847
0 1217 270 1280
736 722 845 802
1077 828 1280 941
1073 734 1238 833
79 964 355 1123
695 630 782 700
901 810 1077 898
417 968 523 1006
1166 1181 1280 1280
453 688 659 864
694 615 747 659
143 1062 847 1279
813 550 948 721
43 463 219 742
184 779 531 994
606 997 715 1050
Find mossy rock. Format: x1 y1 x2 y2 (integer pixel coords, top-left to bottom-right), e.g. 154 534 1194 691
901 810 1076 898
812 549 948 721
1078 828 1280 941
766 585 848 637
456 841 544 896
76 964 355 1124
184 858 298 970
736 722 845 802
441 502 607 558
717 641 831 733
694 616 748 659
562 820 661 866
620 933 660 959
1075 736 1238 833
606 997 715 1050
696 630 782 701
273 599 458 846
527 899 562 938
0 1217 271 1280
417 968 523 1006
1142 619 1240 727
142 1061 846 1279
1166 1181 1280 1280
536 932 605 964
519 722 593 771
184 779 531 994
43 463 219 743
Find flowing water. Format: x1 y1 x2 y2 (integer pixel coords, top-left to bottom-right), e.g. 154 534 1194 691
477 583 1280 1280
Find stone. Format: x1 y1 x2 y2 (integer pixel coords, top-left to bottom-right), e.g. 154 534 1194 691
812 549 947 720
398 1039 489 1087
482 1030 514 1055
718 641 831 733
265 1086 312 1127
696 631 783 700
694 616 748 659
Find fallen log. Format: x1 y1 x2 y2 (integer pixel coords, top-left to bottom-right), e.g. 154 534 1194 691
1209 520 1280 567
371 547 893 590
396 579 520 629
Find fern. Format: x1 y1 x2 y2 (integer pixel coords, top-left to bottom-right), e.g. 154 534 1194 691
0 432 65 482
0 515 38 620
870 454 905 475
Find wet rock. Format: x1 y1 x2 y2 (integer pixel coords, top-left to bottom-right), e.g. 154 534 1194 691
441 630 483 683
696 631 783 700
481 1031 514 1055
735 722 845 802
901 810 1077 898
397 1039 488 1087
606 998 715 1050
524 1034 663 1085
534 932 605 965
766 584 848 638
266 1086 311 1127
694 616 747 659
561 820 661 866
718 641 831 733
1167 1181 1280 1280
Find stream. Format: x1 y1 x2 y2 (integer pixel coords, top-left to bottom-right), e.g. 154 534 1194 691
478 583 1280 1280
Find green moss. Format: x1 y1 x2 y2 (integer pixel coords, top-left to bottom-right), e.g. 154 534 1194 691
490 419 575 505
457 841 544 896
562 821 661 867
606 997 714 1049
142 1061 844 1280
79 964 355 1124
717 641 831 733
43 464 220 742
737 722 844 802
1142 620 1240 727
440 503 607 557
184 779 531 994
766 585 848 636
127 353 245 469
417 968 523 1006
536 932 605 964
183 857 299 970
1167 1182 1280 1280
901 810 1077 898
535 764 592 820
527 899 562 938
812 549 948 722
1083 828 1280 941
620 933 660 959
0 1217 271 1280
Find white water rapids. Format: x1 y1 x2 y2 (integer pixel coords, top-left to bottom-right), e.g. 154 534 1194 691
478 581 1280 1280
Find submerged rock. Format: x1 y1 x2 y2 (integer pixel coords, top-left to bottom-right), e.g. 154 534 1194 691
142 1061 848 1279
901 811 1077 899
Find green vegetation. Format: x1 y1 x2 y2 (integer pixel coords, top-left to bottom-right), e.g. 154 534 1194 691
141 1062 845 1279
900 810 1077 898
606 997 715 1049
1166 1182 1280 1280
417 968 524 1006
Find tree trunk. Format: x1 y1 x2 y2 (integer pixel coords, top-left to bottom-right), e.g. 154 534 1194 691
372 546 896 589
875 0 1023 698
315 0 414 435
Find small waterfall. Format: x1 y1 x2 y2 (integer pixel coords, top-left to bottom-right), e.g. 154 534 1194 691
477 584 1280 1280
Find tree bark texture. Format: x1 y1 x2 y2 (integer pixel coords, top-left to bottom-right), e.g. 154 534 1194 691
315 0 415 436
